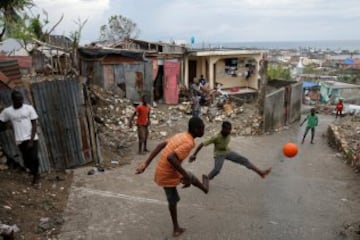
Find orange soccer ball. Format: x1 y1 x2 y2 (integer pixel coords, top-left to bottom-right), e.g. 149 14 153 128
283 142 298 158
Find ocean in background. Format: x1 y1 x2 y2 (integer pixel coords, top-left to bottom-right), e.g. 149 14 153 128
195 40 360 51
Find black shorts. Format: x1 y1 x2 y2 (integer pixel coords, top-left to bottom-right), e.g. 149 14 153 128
163 172 195 205
163 187 180 205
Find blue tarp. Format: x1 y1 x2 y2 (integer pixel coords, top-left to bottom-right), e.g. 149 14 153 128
303 81 319 89
344 58 355 65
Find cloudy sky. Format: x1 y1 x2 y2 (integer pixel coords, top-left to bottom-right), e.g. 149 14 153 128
32 0 360 44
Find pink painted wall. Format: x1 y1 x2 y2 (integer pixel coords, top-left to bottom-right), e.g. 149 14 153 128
164 61 180 104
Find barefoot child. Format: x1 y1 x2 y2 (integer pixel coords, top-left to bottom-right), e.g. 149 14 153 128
135 117 209 237
189 121 271 180
300 108 319 144
129 95 151 154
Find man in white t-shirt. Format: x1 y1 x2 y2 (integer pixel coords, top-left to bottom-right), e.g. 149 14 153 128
0 90 40 185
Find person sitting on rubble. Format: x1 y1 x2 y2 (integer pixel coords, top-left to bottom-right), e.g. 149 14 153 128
199 75 207 88
198 75 210 94
190 80 201 96
190 80 207 106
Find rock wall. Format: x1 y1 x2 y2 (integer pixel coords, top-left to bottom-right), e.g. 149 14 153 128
328 117 360 171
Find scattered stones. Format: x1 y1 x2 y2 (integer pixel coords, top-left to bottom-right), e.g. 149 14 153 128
328 115 360 171
89 84 264 156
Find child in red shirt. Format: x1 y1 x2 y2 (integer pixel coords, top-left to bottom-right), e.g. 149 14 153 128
336 99 343 118
129 96 151 154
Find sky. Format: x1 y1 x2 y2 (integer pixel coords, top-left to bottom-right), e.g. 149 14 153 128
31 0 360 45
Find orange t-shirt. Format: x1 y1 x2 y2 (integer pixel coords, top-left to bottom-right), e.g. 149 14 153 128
154 132 195 187
136 104 150 126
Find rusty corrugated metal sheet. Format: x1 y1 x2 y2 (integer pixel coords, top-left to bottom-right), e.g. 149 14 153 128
0 56 32 68
0 60 23 88
80 52 154 103
32 79 97 169
103 55 139 63
103 65 115 90
0 71 9 82
80 61 104 87
0 88 51 173
0 71 10 90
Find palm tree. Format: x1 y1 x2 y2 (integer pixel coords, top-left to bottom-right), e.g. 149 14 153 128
0 0 34 40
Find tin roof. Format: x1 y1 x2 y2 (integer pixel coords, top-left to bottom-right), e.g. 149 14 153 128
78 47 145 60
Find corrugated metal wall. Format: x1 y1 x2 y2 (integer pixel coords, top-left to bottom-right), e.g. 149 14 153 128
80 61 104 87
123 62 153 103
32 79 97 169
81 58 154 103
114 64 125 84
264 89 285 132
263 82 302 132
144 61 153 102
32 51 49 73
0 88 51 173
289 82 302 123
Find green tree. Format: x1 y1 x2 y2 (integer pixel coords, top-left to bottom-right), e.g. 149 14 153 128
267 65 291 81
99 15 140 41
303 66 317 74
0 0 34 40
6 13 43 41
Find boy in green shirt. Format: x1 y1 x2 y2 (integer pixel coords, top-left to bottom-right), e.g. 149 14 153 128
300 108 319 144
190 121 271 180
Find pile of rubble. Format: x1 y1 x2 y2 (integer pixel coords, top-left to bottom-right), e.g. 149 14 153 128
88 85 263 156
328 115 360 171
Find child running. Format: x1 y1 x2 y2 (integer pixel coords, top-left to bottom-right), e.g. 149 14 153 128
189 121 271 180
135 117 209 237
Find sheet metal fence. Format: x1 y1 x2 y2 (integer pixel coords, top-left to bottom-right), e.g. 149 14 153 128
0 79 99 171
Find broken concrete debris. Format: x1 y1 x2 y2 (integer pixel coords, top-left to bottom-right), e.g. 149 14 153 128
88 84 264 156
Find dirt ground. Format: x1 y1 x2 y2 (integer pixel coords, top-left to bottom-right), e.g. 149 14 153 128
0 168 73 240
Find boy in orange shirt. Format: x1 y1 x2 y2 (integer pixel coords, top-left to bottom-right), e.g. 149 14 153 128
135 117 209 237
129 96 151 154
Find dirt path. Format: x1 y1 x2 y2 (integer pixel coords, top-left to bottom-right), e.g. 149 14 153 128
58 114 360 240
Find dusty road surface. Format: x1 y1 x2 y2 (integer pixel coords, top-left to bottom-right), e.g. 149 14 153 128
58 114 360 240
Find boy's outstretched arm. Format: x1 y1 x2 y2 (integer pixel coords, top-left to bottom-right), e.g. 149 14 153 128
135 141 167 174
189 143 204 162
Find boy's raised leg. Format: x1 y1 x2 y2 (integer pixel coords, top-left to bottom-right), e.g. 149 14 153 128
190 174 209 193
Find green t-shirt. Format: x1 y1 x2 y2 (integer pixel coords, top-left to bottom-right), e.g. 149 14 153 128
203 133 231 157
306 114 318 128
